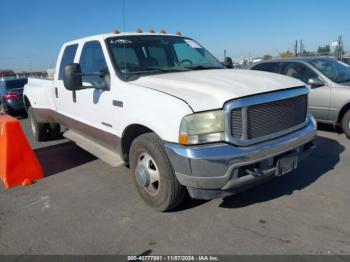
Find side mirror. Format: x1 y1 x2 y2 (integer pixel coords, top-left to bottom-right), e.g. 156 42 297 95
64 63 111 91
224 57 233 69
307 77 324 88
64 63 83 91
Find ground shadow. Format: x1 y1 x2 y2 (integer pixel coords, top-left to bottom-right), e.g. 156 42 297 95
171 194 208 212
174 135 344 211
318 122 342 134
219 136 344 209
35 142 97 177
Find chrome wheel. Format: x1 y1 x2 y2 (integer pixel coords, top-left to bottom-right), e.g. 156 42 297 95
135 152 160 195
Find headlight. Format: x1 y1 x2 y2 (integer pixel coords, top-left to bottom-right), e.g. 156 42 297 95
179 110 225 145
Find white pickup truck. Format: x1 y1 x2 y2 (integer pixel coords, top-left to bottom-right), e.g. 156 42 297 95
24 31 316 211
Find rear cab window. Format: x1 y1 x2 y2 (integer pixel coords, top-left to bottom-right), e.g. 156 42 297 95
58 44 78 80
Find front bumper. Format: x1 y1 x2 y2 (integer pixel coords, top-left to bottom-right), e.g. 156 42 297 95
165 115 317 200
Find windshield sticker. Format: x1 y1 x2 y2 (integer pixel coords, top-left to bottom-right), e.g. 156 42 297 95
110 39 132 45
184 39 201 49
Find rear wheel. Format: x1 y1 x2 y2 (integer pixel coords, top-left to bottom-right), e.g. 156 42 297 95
341 110 350 139
28 106 51 141
50 123 62 139
130 133 186 211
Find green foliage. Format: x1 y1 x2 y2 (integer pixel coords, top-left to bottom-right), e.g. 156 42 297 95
263 54 273 60
317 45 331 55
280 50 294 58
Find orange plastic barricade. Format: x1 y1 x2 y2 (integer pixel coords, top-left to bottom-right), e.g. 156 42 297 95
0 113 44 188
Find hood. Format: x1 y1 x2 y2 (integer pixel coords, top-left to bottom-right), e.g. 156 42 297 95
130 69 305 112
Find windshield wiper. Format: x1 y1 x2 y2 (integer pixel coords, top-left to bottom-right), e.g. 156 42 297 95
184 65 223 70
123 67 190 80
144 67 190 72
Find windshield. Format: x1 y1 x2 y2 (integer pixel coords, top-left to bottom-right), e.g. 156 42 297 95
5 79 27 89
107 35 224 79
308 59 350 83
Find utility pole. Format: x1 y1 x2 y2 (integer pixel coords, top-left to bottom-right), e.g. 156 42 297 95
338 35 343 60
299 40 303 56
224 49 227 59
295 40 298 57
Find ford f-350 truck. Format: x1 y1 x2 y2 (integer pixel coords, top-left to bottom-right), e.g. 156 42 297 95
23 31 316 211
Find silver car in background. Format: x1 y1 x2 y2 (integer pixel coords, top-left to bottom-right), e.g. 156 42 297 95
250 57 350 138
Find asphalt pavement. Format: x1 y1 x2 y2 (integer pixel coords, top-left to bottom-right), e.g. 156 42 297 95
0 117 350 255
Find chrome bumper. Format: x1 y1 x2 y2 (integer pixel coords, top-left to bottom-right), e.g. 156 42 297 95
164 115 317 199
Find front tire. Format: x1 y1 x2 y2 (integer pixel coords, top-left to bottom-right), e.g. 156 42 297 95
341 110 350 139
130 133 186 211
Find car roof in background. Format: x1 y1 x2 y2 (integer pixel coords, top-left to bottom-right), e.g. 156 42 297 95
0 77 27 82
256 57 337 64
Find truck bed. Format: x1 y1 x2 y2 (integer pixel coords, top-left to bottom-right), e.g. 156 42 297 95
23 77 56 111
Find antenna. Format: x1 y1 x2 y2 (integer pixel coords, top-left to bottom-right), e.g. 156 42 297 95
122 0 127 79
122 0 126 32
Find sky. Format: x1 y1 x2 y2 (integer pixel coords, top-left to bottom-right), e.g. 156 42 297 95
1 0 349 71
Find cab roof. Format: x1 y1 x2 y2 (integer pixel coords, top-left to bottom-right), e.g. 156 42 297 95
64 32 183 46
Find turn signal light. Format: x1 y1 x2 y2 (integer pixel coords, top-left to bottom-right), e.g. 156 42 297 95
179 135 189 145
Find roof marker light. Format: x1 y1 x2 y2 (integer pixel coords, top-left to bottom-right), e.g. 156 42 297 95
149 29 156 33
113 28 120 34
136 28 143 33
176 32 182 36
160 29 167 34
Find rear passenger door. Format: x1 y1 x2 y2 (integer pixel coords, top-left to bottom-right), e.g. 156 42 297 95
280 62 331 121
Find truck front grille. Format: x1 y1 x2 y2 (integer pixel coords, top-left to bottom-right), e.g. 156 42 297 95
230 94 308 144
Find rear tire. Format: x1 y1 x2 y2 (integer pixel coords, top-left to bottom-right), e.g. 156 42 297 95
130 133 186 212
28 106 51 141
1 102 12 115
341 110 350 139
50 123 62 139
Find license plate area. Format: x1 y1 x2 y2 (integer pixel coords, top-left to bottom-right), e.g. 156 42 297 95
275 153 298 176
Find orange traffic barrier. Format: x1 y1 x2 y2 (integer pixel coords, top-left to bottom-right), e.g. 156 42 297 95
0 113 44 188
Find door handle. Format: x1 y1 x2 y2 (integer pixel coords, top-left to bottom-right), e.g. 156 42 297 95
55 87 58 98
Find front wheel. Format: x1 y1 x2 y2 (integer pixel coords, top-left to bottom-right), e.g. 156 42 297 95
129 133 186 211
341 110 350 139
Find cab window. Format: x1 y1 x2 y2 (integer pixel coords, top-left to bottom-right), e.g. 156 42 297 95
80 41 108 86
252 62 279 73
280 62 318 83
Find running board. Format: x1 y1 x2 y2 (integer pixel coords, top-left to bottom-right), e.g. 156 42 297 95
63 130 124 167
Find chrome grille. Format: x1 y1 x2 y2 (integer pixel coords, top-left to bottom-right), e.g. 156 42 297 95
231 108 243 138
229 93 308 144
